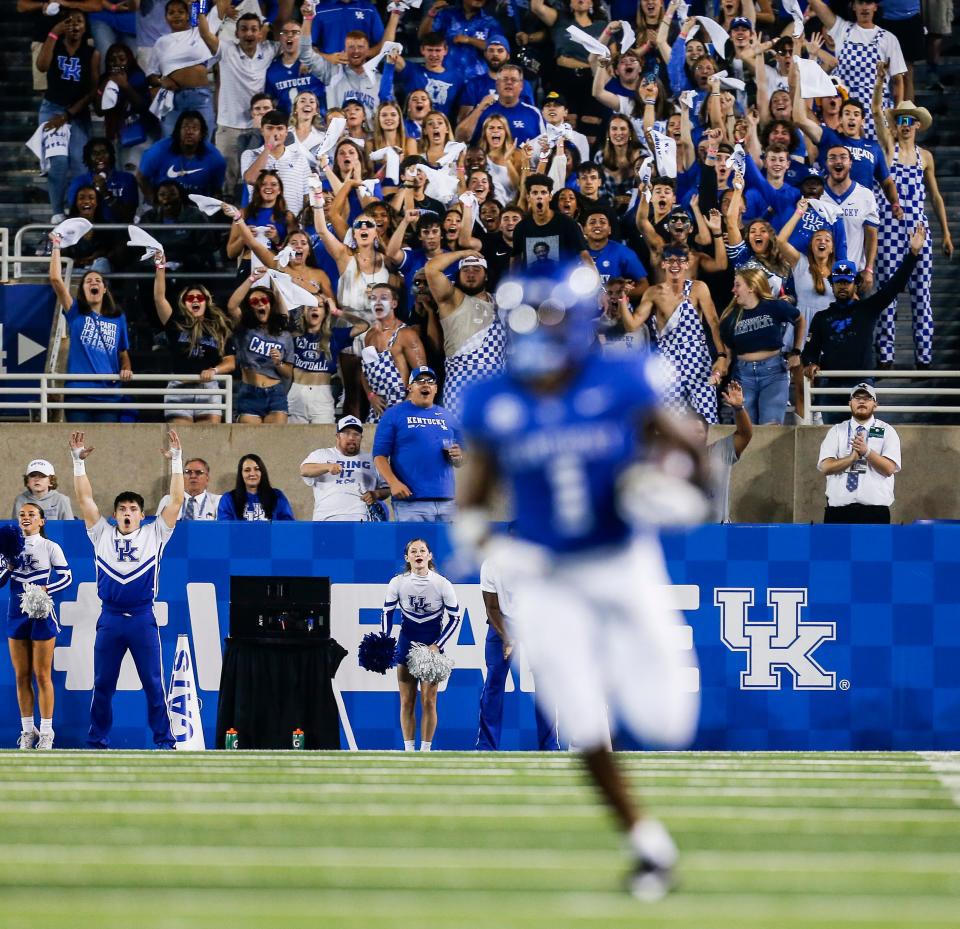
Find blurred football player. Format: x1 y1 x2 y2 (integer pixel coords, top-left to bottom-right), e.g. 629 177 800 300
455 266 706 901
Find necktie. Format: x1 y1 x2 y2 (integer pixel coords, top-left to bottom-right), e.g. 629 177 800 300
185 495 197 520
846 426 865 492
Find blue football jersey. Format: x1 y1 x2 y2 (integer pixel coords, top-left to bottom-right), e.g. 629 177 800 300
461 352 659 554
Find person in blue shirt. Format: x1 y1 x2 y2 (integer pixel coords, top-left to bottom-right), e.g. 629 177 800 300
136 110 226 202
309 0 386 54
795 98 903 219
373 366 465 522
395 32 464 118
455 36 534 122
458 64 546 145
454 266 707 902
67 138 139 223
265 19 327 115
786 174 849 261
217 455 296 521
583 207 649 300
738 145 801 230
70 428 184 749
421 0 501 81
48 234 132 424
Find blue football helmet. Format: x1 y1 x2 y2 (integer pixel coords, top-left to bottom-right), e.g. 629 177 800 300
496 265 603 379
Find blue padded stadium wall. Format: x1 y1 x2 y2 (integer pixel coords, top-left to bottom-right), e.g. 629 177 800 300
1 522 957 750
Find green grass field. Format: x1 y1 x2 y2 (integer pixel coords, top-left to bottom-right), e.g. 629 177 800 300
0 751 957 929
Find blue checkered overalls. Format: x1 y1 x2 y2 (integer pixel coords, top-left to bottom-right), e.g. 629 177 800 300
362 326 407 423
835 23 893 142
648 280 718 423
875 145 934 366
441 315 506 419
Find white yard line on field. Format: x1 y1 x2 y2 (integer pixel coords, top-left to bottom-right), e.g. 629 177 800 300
920 752 960 807
0 844 957 874
0 780 948 802
0 799 954 822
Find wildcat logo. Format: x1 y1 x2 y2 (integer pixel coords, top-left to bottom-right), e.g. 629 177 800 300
408 595 429 612
716 588 836 690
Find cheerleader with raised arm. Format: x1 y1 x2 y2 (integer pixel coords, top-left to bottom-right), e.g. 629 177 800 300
382 539 460 752
3 504 72 750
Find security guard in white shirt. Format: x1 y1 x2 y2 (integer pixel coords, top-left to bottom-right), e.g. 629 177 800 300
818 383 901 524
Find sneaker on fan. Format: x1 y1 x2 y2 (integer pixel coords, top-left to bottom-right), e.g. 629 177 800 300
36 731 55 750
17 728 39 750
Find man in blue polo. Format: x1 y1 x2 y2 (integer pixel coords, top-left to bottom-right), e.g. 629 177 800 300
456 35 534 122
457 63 545 145
373 366 465 522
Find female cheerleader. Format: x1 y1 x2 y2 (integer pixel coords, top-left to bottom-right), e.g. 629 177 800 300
5 503 72 749
382 539 460 752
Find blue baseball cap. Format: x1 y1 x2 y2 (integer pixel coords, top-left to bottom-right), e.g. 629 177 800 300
488 34 510 50
730 16 754 30
408 365 437 385
830 259 857 282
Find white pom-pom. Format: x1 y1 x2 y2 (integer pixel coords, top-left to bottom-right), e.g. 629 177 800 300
20 584 54 620
406 644 454 684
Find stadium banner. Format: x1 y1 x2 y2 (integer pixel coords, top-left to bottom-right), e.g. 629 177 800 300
1 522 957 750
0 284 56 417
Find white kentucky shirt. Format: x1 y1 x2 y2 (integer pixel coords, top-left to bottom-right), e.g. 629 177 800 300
823 180 879 270
818 415 901 507
382 570 461 648
87 517 175 612
300 448 385 521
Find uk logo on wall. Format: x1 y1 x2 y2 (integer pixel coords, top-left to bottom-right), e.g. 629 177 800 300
715 587 837 690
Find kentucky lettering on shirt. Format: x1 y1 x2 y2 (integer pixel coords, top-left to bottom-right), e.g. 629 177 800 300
406 415 450 430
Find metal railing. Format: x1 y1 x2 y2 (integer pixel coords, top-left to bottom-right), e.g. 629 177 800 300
13 223 236 282
0 372 233 422
802 370 960 423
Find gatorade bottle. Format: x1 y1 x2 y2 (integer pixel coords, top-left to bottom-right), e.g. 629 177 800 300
292 729 305 750
225 728 239 749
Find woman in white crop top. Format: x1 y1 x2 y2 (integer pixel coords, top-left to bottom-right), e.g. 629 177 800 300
145 1 216 139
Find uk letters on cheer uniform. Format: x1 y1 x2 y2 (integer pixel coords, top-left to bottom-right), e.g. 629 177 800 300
2 536 72 639
88 516 174 611
382 571 461 654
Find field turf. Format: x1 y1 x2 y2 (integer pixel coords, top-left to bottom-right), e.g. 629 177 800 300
0 750 957 929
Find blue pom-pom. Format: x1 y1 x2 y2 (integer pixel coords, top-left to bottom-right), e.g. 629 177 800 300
358 631 398 674
0 525 25 587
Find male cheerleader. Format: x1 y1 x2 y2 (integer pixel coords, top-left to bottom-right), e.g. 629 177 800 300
70 430 184 749
455 267 707 900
